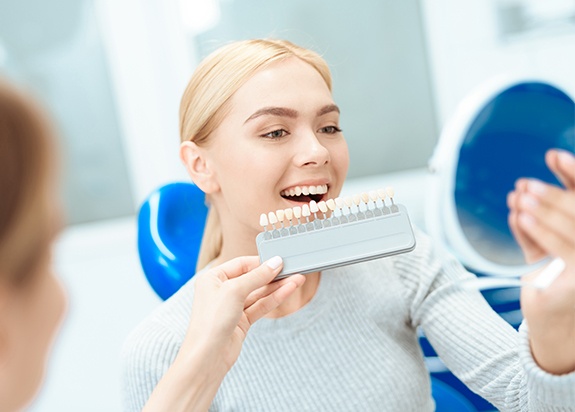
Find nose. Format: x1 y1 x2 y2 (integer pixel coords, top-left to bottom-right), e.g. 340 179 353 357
293 131 330 167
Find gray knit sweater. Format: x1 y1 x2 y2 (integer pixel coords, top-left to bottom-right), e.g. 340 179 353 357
122 230 575 411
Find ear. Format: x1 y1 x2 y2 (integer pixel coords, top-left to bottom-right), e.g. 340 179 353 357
180 141 220 194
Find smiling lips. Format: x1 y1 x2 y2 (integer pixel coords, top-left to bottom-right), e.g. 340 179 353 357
280 184 328 203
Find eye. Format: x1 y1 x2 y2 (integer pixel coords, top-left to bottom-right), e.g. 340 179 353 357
318 126 342 134
261 129 289 139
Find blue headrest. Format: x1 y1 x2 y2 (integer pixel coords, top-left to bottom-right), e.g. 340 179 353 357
137 182 208 300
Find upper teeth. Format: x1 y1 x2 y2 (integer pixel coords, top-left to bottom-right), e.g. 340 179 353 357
281 184 328 197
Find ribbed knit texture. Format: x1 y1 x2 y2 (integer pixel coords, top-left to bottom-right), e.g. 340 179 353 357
122 228 575 411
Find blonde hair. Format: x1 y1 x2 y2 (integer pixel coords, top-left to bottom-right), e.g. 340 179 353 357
0 80 58 286
179 39 332 271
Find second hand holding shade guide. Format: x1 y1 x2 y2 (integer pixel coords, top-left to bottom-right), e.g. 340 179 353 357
256 187 416 279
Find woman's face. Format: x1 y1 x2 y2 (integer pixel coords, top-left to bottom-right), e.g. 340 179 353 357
204 57 349 239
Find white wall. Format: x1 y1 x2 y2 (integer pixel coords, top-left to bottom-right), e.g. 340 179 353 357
420 0 575 127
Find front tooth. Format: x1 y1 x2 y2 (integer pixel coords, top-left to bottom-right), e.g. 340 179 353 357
316 185 324 194
295 186 302 196
289 188 296 196
302 186 310 195
309 186 317 195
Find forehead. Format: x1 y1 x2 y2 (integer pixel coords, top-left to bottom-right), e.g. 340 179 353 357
228 57 333 116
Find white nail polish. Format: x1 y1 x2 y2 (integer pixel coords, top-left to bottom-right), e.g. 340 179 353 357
266 256 283 269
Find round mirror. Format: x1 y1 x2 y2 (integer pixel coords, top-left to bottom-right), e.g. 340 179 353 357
427 76 575 276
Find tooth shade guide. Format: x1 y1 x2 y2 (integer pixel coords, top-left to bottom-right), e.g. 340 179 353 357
259 213 269 228
284 208 293 222
268 211 278 225
256 200 416 279
309 200 319 213
276 209 285 224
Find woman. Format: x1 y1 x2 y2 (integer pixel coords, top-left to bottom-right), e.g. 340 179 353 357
0 79 304 411
122 39 575 411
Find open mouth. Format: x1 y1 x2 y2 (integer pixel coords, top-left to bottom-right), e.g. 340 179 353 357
280 184 328 203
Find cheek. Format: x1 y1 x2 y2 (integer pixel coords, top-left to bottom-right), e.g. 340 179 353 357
331 139 350 176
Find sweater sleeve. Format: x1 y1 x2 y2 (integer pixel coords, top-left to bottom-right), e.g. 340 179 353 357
396 227 575 411
121 274 198 411
121 319 183 412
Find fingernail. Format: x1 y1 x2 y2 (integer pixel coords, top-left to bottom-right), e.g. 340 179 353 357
520 194 538 210
265 256 283 270
527 180 546 196
518 212 535 228
558 151 575 167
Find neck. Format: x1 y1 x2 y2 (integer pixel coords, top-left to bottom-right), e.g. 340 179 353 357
266 272 321 318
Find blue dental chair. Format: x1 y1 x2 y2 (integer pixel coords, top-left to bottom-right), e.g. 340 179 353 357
137 182 208 300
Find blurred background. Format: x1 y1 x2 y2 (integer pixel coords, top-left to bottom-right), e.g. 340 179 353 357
1 0 574 410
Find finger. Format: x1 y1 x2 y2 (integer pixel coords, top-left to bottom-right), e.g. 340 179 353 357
227 256 284 298
523 179 575 221
244 276 298 309
517 212 575 267
244 275 306 324
508 210 547 263
515 191 575 246
546 149 575 190
208 256 261 282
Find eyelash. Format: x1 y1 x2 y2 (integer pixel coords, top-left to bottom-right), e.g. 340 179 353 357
261 129 290 139
260 126 342 140
319 126 342 134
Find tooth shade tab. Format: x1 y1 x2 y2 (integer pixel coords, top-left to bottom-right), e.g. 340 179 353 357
284 208 293 220
377 188 386 200
318 201 328 213
260 213 269 227
361 192 369 203
326 199 336 210
386 186 395 198
293 206 302 219
268 211 278 225
352 194 361 206
344 196 353 207
302 204 311 217
276 209 285 222
309 200 319 213
369 190 378 202
335 197 344 208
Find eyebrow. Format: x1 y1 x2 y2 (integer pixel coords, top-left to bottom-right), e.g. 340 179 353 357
244 104 340 124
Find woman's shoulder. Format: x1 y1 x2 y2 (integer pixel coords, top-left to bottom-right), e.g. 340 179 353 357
122 275 197 357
